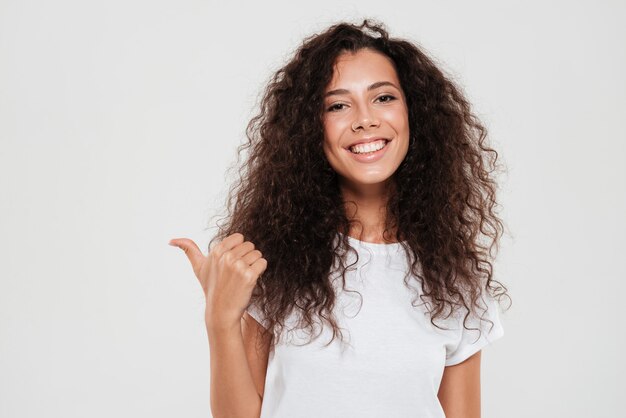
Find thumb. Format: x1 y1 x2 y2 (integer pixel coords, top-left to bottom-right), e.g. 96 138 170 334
169 238 205 269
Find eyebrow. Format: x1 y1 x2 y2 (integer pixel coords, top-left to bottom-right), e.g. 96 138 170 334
324 81 401 98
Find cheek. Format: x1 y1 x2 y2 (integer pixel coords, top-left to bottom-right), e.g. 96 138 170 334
322 139 341 168
321 133 335 161
322 123 342 151
387 108 409 132
322 134 345 174
323 120 336 136
322 113 351 137
322 138 331 158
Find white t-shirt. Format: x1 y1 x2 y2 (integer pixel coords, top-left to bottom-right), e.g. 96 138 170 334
246 233 504 418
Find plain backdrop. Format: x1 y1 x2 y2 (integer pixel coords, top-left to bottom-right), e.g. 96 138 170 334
1 1 624 417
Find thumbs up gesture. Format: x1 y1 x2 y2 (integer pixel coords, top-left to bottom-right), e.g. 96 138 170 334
169 233 267 333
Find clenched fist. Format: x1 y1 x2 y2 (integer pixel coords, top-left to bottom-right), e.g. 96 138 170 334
169 233 267 333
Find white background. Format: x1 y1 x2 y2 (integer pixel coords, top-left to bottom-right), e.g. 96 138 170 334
1 1 624 417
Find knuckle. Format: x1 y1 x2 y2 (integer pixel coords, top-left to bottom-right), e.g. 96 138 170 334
211 248 222 261
222 250 234 263
211 241 223 255
236 260 250 277
232 258 245 270
243 269 256 282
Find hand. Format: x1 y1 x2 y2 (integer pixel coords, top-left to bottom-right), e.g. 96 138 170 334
169 233 267 332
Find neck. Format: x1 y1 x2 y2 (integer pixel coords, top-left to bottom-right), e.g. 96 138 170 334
339 178 398 243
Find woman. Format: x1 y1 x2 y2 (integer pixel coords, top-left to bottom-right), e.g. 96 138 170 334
169 19 510 418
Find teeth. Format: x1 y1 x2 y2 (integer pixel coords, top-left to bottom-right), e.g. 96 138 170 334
350 139 387 154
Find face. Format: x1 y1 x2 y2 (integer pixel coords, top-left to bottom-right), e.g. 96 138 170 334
322 48 410 193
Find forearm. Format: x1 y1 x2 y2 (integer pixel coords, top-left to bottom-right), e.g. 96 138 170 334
207 324 262 418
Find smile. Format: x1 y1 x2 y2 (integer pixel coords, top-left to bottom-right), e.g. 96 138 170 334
345 139 391 163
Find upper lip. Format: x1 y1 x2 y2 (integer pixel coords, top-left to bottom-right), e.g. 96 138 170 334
345 137 390 149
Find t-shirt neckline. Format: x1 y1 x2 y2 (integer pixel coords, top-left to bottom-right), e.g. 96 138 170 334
337 231 407 253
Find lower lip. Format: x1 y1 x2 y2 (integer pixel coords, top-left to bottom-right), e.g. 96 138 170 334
346 140 391 163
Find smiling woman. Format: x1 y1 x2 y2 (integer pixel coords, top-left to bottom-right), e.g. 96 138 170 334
322 49 410 191
171 18 510 418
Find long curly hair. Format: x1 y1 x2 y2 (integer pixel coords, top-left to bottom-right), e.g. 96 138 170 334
207 18 511 350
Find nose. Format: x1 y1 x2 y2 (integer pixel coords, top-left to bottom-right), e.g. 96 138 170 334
351 105 380 132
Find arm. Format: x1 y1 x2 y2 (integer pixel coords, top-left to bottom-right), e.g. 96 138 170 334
437 350 482 418
169 234 270 418
208 317 266 418
241 311 272 400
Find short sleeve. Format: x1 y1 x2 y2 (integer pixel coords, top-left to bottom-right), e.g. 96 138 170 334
245 300 270 330
444 294 504 366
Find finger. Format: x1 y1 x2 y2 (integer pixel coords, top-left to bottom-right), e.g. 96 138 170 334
230 241 256 259
169 238 205 268
247 257 268 279
241 249 262 265
220 232 245 251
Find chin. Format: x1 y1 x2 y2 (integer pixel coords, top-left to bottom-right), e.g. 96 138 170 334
345 171 396 186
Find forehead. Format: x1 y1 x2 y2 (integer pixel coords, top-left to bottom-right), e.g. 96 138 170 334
326 48 400 89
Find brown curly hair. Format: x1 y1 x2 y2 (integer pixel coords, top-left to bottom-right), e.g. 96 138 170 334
207 18 511 350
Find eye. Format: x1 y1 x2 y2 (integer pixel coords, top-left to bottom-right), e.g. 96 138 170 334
376 94 397 103
326 103 347 112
